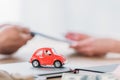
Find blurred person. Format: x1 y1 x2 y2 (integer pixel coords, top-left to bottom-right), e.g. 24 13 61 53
65 32 120 57
0 24 33 55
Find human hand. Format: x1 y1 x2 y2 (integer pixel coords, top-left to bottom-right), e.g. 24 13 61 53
65 32 116 57
0 24 33 55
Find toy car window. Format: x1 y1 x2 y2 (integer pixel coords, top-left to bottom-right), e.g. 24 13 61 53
44 50 51 56
52 48 57 54
36 50 43 56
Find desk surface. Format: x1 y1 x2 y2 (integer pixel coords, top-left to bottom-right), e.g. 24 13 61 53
0 36 120 80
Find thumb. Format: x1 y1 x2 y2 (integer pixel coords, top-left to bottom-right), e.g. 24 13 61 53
70 42 79 48
20 33 33 41
70 38 94 48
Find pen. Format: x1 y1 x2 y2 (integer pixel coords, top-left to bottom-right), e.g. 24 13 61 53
74 68 105 73
34 68 105 79
31 32 73 44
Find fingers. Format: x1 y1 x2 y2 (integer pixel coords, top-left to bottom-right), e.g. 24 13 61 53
70 38 94 48
70 38 106 57
0 24 31 34
65 32 81 41
18 27 30 34
18 27 33 41
20 33 33 44
7 25 33 41
2 25 33 45
65 32 90 41
16 27 33 46
65 32 79 40
10 25 33 41
14 25 33 41
69 38 94 56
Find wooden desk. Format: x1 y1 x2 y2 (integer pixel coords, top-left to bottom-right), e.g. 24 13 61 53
0 37 120 80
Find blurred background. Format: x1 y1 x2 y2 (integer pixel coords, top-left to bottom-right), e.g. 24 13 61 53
0 0 120 38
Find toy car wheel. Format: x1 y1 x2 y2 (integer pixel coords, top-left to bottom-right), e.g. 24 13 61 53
32 60 40 67
54 61 62 68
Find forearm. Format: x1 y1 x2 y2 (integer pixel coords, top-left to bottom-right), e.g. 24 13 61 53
0 35 7 54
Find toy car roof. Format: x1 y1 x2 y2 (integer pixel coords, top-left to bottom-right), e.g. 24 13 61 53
37 47 53 50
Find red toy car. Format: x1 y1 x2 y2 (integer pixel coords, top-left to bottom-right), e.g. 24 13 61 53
30 48 66 68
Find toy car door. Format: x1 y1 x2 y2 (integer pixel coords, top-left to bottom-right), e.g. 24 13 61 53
42 49 54 65
35 49 44 64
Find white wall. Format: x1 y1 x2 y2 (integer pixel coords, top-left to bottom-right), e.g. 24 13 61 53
21 0 120 38
64 0 120 38
21 0 65 36
0 0 21 24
